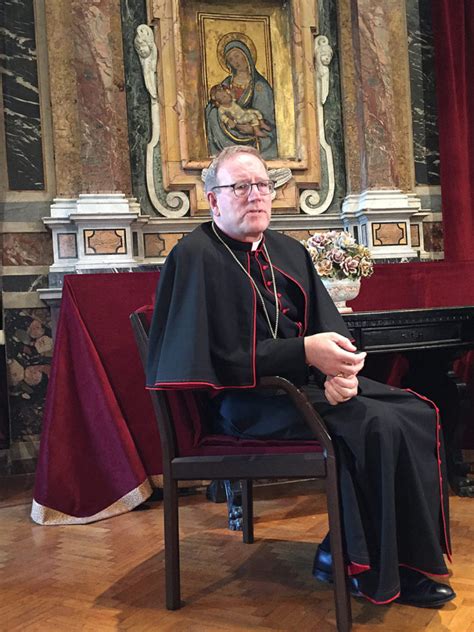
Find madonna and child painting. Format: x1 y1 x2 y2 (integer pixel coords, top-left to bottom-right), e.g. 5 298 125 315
205 33 278 160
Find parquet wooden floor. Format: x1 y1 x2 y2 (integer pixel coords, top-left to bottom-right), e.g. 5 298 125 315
1 478 474 631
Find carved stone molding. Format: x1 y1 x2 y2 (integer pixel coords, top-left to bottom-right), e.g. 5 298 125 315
341 190 426 260
43 194 141 272
298 33 336 216
134 24 190 218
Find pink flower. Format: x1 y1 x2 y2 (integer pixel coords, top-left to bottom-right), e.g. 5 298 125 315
328 248 345 264
316 259 333 276
341 256 359 276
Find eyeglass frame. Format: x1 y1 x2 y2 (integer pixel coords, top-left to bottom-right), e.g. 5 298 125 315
211 180 275 198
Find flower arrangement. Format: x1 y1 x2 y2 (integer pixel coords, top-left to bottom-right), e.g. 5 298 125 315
302 230 374 281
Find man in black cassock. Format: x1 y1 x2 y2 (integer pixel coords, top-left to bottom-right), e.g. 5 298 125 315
146 146 455 607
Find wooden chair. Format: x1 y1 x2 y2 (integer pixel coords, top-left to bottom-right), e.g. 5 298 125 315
130 309 352 632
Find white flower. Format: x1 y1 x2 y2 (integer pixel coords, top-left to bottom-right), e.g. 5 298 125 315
303 230 373 281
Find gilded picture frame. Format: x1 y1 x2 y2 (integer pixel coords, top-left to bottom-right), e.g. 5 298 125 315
147 0 321 215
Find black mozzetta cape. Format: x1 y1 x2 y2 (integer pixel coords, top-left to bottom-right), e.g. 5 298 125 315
146 222 350 390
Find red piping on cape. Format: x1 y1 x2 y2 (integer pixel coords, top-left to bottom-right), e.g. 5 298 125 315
150 242 310 391
147 381 256 391
405 388 452 563
149 253 260 392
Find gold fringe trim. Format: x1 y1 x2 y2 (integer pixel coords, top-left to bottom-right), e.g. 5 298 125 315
31 478 153 525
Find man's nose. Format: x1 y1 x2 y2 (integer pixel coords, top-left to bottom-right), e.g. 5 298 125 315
247 183 263 199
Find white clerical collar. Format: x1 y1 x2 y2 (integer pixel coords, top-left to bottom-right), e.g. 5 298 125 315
251 239 262 251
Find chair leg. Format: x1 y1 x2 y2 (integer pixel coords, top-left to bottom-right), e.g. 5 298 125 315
326 457 352 632
163 476 181 610
241 479 254 544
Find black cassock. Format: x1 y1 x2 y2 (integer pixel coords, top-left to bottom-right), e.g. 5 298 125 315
147 221 451 603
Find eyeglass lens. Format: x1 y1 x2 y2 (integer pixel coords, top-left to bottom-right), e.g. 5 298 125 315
234 181 274 196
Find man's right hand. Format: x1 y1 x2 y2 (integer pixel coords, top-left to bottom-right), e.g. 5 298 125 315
304 332 366 377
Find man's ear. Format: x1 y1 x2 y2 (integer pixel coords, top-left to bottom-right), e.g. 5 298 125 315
207 191 220 216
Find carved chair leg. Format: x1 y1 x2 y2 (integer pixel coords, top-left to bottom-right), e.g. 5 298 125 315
326 457 352 632
241 479 254 544
163 476 181 610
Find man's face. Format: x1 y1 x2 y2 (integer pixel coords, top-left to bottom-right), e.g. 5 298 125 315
207 153 272 243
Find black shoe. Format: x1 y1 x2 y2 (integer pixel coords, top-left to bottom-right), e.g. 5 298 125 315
312 545 363 597
313 548 455 608
395 568 456 608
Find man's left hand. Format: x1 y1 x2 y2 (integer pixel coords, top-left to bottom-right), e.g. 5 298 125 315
324 374 358 405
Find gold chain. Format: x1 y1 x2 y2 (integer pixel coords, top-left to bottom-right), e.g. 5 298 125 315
211 222 279 339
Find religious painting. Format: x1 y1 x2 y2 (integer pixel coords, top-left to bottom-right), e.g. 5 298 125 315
179 3 296 162
147 0 320 215
202 25 277 159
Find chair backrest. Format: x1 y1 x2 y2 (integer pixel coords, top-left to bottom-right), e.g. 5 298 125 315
130 309 335 459
130 310 207 464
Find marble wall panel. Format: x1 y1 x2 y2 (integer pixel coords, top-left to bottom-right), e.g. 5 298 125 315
0 0 45 190
410 224 420 248
84 229 127 255
372 222 408 246
357 1 413 190
4 308 53 442
144 234 165 258
406 0 440 185
338 0 414 192
58 233 78 259
2 233 53 266
45 0 132 196
0 201 51 222
423 221 443 252
43 1 82 197
144 233 185 258
2 275 49 293
71 0 132 194
337 0 364 192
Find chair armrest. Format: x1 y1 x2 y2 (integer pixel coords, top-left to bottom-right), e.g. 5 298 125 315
257 376 335 457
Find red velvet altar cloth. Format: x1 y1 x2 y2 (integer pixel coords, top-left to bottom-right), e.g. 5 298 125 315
351 261 474 312
351 261 474 416
32 272 161 524
31 262 474 525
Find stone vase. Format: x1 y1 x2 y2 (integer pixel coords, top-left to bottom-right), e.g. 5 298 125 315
322 277 361 313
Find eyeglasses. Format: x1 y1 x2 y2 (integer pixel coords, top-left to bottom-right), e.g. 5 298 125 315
211 180 275 198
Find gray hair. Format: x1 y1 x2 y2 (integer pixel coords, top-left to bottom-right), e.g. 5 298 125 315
204 146 268 193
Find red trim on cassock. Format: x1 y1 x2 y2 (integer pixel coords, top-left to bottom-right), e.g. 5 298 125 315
404 388 452 563
272 263 309 336
399 563 449 578
347 562 371 576
358 590 401 605
247 252 258 387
